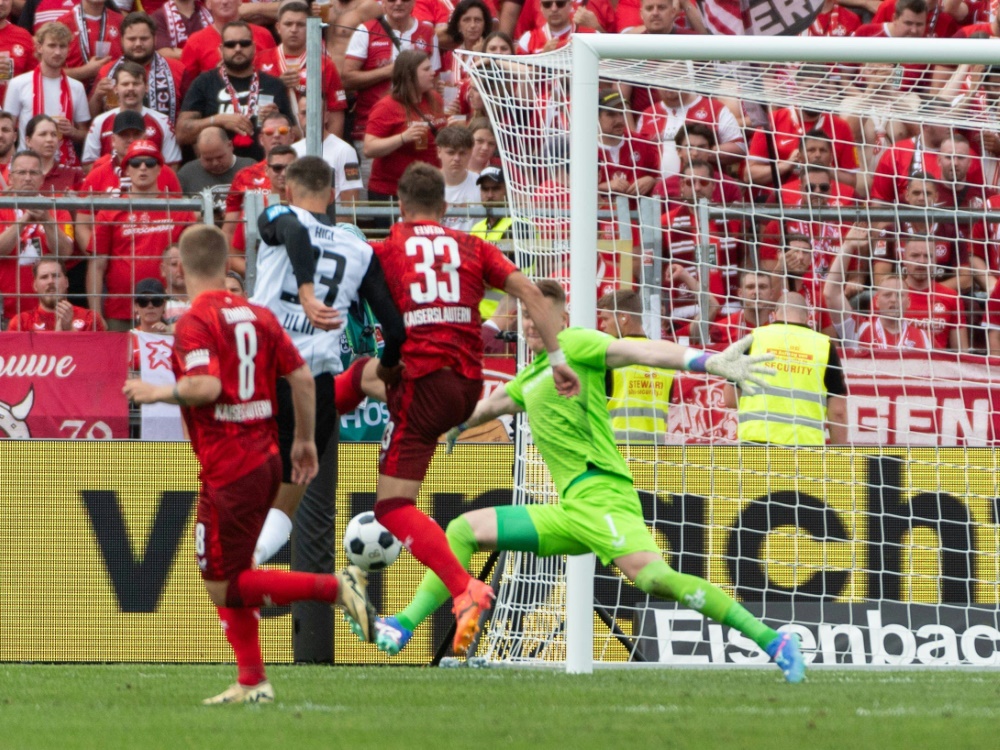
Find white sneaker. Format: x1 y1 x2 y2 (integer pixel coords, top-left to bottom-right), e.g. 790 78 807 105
202 680 275 705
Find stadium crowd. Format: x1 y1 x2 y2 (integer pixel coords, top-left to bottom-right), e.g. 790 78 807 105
0 0 998 358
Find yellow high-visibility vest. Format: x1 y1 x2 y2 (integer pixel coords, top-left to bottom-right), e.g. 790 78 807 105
472 217 515 320
607 336 676 444
737 322 830 445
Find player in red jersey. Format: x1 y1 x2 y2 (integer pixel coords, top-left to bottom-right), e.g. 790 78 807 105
124 224 374 705
341 162 579 654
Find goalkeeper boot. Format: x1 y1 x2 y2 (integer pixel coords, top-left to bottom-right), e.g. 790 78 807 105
452 578 495 655
765 632 806 684
202 680 274 705
337 565 376 642
374 616 413 655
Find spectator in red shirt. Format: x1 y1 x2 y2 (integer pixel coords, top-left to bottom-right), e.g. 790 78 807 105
515 0 595 55
88 139 194 330
8 257 105 331
440 0 492 92
83 61 182 169
618 0 705 119
869 121 984 204
508 0 614 39
748 101 858 193
225 144 298 273
342 0 439 186
59 0 123 87
0 149 75 322
852 0 933 93
467 117 497 174
661 160 740 332
0 0 38 105
869 0 963 38
636 88 745 184
824 237 931 350
803 0 862 37
872 174 968 291
23 113 82 193
222 111 294 251
710 269 779 348
778 131 857 205
658 123 745 206
0 111 17 187
91 13 187 127
179 0 276 81
363 49 446 203
898 236 967 350
76 109 182 254
152 0 213 62
255 2 348 139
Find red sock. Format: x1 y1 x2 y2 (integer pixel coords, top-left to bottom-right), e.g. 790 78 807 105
375 498 470 597
335 356 372 414
226 569 339 608
217 607 266 686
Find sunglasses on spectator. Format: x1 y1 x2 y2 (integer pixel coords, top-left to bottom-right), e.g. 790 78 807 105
223 39 254 49
807 182 831 192
384 0 412 4
128 157 159 169
541 1 569 8
136 297 165 308
262 125 291 136
268 163 289 172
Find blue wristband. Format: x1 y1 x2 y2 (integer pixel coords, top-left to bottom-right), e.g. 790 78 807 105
683 349 711 373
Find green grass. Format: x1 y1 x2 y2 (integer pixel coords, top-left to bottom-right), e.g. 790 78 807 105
2 665 998 750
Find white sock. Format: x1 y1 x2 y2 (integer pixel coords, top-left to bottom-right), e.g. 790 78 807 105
253 508 293 565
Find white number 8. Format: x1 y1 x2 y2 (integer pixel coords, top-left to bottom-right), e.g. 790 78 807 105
235 321 257 400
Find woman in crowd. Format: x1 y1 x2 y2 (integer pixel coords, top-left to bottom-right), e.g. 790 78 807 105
129 277 169 371
363 49 446 202
25 114 83 193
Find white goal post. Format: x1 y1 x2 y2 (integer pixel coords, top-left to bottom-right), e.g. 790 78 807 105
460 35 1000 674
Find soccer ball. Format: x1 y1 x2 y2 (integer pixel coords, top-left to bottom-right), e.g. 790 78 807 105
343 512 402 571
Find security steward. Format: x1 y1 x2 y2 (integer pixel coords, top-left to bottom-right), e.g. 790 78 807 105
725 292 848 445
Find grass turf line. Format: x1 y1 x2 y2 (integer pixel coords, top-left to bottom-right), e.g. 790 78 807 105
2 665 998 750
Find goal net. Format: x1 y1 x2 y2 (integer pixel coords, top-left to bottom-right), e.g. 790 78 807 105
458 36 1000 670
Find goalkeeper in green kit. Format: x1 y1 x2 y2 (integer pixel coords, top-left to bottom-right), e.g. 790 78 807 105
345 279 806 683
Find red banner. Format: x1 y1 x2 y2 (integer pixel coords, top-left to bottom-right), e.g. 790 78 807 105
670 351 1000 447
0 333 129 439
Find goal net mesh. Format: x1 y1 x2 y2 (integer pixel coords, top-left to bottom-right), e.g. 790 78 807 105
458 46 1000 667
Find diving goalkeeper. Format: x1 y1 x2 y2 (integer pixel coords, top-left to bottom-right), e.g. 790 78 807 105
344 278 806 683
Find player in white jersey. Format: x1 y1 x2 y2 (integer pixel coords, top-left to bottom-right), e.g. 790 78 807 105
250 156 405 568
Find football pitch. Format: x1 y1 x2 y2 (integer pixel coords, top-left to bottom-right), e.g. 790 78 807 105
3 665 998 750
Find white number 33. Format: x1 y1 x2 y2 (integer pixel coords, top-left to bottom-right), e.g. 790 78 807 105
405 236 462 304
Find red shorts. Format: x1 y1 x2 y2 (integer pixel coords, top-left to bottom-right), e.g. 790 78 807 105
196 453 281 581
380 369 481 480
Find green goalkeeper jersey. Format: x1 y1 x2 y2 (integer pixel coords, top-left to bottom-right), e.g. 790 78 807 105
505 327 632 496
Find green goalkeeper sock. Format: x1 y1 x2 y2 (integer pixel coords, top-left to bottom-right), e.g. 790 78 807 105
634 560 779 650
396 516 479 631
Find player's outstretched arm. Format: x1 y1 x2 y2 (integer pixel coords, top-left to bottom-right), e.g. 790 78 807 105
445 387 523 453
286 364 319 485
503 273 580 397
123 375 222 406
605 335 775 391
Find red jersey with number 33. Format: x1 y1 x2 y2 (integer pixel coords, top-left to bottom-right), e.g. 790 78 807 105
373 221 517 381
172 290 305 488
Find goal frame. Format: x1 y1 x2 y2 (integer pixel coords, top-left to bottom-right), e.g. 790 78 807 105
565 34 998 674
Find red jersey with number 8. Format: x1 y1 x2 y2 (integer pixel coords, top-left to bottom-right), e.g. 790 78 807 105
373 221 517 381
172 289 305 488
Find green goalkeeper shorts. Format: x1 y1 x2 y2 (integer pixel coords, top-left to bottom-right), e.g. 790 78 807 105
526 472 660 566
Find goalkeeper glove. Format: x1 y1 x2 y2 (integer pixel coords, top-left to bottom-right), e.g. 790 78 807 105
704 335 776 391
445 423 467 455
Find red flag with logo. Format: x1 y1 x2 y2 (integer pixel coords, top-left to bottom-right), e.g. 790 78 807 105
0 333 129 439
